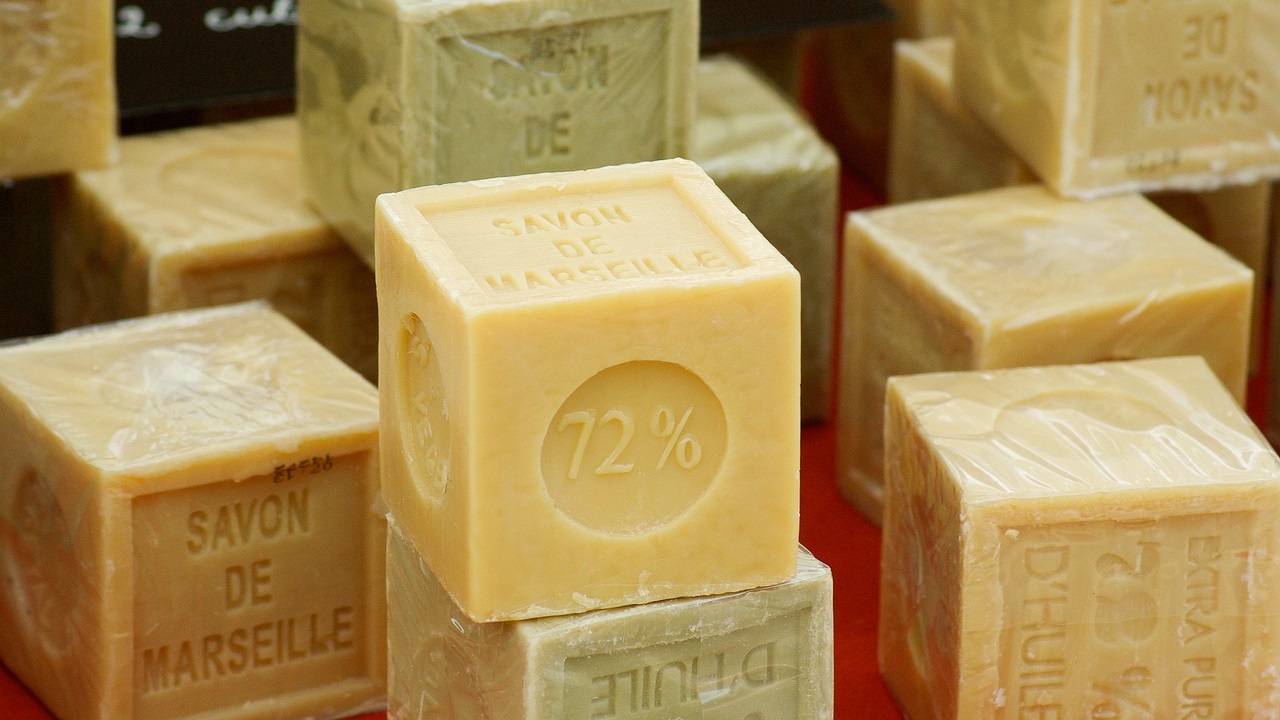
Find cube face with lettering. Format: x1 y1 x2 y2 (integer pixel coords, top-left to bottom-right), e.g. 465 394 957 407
377 159 801 622
298 0 697 265
879 358 1280 719
0 305 384 720
0 0 116 179
387 517 833 719
692 55 840 422
838 185 1252 524
954 0 1280 197
52 116 378 381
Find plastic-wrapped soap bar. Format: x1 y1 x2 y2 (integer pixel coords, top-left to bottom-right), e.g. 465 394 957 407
52 115 378 381
387 515 833 719
0 0 116 179
839 185 1253 524
954 0 1280 197
692 55 839 422
377 158 801 621
0 304 385 720
880 357 1280 718
298 0 698 265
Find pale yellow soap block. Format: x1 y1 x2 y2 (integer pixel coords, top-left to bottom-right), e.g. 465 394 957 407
377 158 801 622
0 304 385 720
954 0 1280 197
52 115 378 381
298 0 698 265
387 515 833 719
0 0 117 179
693 55 839 422
839 185 1252 524
880 357 1280 719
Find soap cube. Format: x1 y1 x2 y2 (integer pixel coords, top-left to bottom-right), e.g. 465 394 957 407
839 185 1252 524
52 115 378 381
0 304 385 720
298 0 697 265
377 158 800 621
954 0 1280 197
387 516 833 719
879 357 1280 719
0 0 116 179
692 55 840 421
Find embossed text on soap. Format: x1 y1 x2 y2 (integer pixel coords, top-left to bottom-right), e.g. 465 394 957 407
419 185 746 295
564 609 807 719
997 514 1250 718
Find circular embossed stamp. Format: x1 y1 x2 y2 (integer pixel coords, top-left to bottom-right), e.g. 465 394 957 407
2 469 76 656
399 314 450 504
541 361 727 535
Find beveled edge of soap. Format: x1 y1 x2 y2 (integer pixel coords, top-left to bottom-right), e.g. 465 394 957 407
375 158 798 305
0 303 380 480
887 356 1280 503
392 0 697 29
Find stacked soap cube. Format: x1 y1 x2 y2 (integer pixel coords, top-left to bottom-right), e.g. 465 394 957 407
375 158 833 717
840 1 1280 717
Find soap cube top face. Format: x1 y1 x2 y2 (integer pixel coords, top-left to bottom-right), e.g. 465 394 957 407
855 185 1250 336
298 0 697 264
693 55 839 177
377 159 801 621
0 303 378 477
954 0 1280 196
881 357 1280 717
387 516 832 720
67 116 326 260
0 0 116 179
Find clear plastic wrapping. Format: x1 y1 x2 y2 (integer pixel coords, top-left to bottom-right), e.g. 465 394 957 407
0 303 385 720
879 357 1280 718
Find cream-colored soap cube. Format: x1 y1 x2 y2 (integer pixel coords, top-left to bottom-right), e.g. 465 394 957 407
52 116 378 381
839 185 1252 524
954 0 1280 197
0 304 385 720
693 55 839 422
0 0 116 179
377 159 801 622
298 0 697 266
387 516 833 719
880 358 1280 719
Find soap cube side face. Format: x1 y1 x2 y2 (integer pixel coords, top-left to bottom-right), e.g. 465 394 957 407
0 305 386 720
378 160 801 621
837 213 976 524
0 0 116 179
0 400 118 720
880 360 1280 718
693 55 840 422
887 37 1036 205
300 0 697 265
387 517 833 719
956 0 1280 196
52 118 380 382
